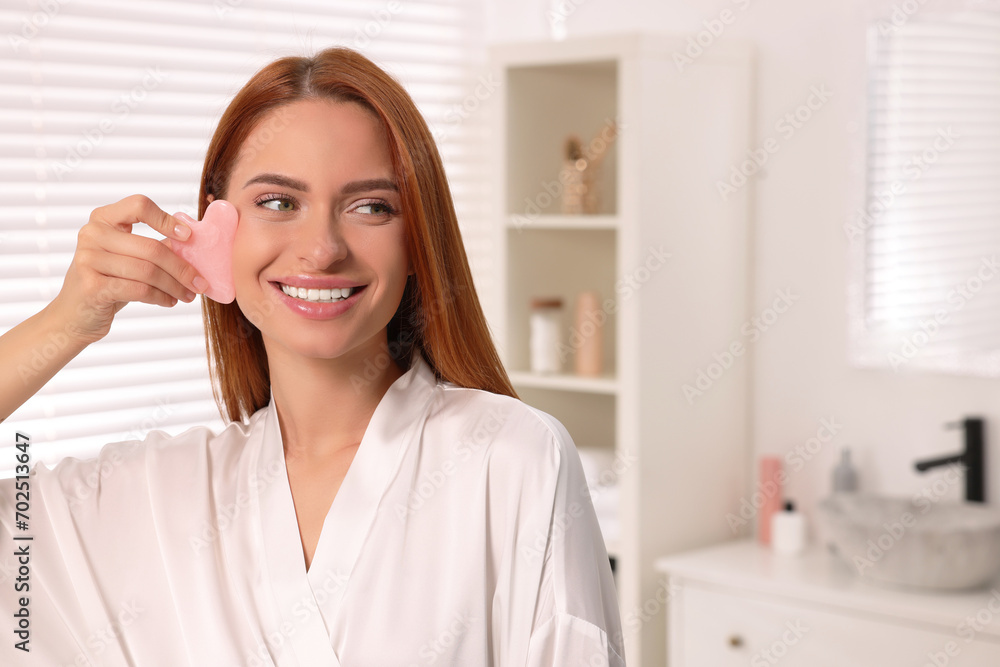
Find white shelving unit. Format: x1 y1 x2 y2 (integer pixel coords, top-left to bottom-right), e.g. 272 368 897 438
488 34 753 666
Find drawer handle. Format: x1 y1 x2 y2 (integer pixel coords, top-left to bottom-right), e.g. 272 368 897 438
728 635 744 648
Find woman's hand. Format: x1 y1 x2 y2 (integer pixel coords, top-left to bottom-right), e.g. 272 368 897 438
51 194 208 345
0 195 209 422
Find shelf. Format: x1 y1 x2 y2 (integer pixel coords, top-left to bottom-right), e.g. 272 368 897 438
492 33 753 667
509 370 618 394
506 214 619 230
504 227 617 378
505 59 618 217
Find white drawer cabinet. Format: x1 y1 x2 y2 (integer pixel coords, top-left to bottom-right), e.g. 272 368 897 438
671 582 1000 667
656 541 1000 667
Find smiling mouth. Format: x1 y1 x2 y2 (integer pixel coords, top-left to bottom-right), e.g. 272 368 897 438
277 283 366 303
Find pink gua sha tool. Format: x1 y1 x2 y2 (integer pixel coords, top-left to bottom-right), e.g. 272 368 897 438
169 200 239 304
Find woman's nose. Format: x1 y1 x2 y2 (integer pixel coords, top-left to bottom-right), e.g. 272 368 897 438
295 209 347 269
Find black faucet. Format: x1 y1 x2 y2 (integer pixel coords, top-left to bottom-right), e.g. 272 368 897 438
914 417 985 503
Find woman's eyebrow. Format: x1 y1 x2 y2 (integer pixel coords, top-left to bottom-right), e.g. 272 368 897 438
241 174 398 195
340 178 398 195
243 173 309 191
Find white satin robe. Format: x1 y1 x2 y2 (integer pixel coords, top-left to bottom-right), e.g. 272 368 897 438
0 350 625 666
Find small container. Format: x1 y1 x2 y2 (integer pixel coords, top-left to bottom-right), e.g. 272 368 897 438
529 297 564 374
771 500 807 555
832 447 858 493
572 290 603 377
758 457 784 546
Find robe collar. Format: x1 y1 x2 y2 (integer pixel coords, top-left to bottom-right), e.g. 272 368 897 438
247 349 438 664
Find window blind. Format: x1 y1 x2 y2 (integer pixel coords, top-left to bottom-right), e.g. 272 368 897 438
0 0 488 475
860 11 1000 375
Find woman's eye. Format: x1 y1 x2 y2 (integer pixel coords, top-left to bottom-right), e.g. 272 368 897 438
354 201 395 216
258 197 295 212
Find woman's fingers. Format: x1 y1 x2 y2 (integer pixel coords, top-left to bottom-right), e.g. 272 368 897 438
97 275 183 309
81 223 201 302
54 194 213 345
89 193 192 242
82 246 196 305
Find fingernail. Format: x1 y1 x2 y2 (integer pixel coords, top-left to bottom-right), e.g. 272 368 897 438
174 224 191 241
193 277 208 293
184 290 196 301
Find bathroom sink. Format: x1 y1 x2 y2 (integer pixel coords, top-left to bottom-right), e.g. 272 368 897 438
816 494 1000 591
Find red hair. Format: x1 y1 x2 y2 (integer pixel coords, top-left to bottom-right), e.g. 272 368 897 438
198 47 516 422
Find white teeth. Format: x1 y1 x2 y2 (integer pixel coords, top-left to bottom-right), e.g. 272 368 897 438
280 284 355 302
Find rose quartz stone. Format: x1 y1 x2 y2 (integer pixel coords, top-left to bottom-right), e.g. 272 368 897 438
170 200 238 304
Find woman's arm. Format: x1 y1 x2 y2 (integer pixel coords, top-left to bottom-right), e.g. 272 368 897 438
0 194 205 423
0 301 92 423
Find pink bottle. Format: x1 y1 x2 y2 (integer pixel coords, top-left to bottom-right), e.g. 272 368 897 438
573 290 603 376
758 456 784 546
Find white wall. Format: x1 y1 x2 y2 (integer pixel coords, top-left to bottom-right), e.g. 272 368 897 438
485 0 1000 531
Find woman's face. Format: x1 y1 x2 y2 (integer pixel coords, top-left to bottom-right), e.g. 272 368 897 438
224 98 411 363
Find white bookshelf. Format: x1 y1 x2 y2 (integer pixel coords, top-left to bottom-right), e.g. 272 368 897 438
489 33 753 667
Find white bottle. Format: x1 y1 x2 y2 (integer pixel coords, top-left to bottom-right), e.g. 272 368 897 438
529 297 564 374
771 500 806 555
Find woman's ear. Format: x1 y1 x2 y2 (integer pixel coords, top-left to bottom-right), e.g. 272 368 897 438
206 194 215 204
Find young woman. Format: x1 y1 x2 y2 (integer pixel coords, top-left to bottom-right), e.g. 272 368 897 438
0 48 624 665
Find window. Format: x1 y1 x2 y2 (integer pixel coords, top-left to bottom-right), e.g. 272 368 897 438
848 9 1000 375
0 0 488 475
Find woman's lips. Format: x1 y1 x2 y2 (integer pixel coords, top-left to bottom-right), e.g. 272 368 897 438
271 282 367 320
